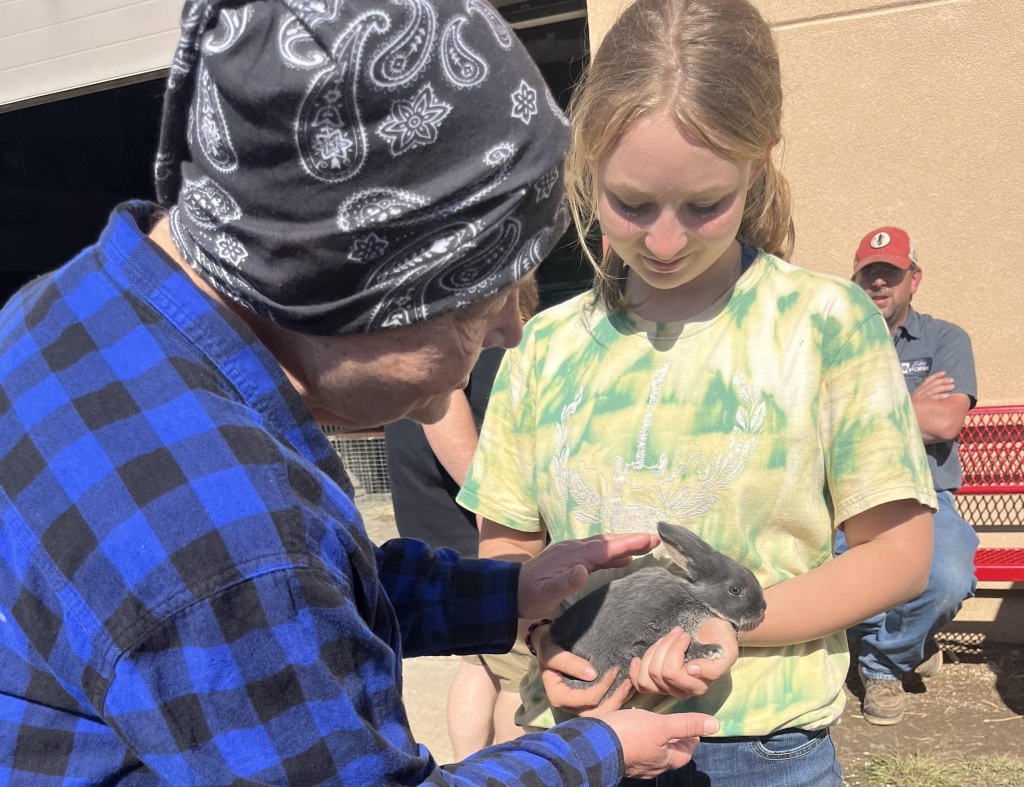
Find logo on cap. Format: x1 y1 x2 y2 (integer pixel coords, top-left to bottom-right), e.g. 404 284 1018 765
869 231 891 249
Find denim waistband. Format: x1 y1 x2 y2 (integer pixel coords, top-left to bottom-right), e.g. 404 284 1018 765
698 727 828 744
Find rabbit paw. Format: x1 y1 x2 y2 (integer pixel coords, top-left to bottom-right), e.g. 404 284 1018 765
685 642 725 661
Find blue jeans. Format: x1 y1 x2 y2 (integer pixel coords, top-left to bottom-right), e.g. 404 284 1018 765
835 490 978 680
620 728 843 786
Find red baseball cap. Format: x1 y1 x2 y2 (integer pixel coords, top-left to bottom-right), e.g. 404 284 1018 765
853 227 918 273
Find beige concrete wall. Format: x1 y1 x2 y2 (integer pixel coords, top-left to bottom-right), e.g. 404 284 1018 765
587 0 1024 405
0 0 182 110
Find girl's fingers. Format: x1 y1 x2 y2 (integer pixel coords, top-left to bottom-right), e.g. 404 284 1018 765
545 665 621 711
537 629 598 681
628 656 642 689
546 650 598 681
637 636 665 692
665 630 692 676
663 634 704 692
647 629 683 691
580 673 635 717
637 628 686 694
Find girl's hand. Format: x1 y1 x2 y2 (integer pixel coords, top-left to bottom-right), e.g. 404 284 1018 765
533 625 636 716
630 619 738 700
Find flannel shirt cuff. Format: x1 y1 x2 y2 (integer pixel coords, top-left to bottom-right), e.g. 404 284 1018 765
452 558 520 655
518 718 625 787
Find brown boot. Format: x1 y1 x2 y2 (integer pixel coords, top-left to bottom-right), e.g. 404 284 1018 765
914 639 944 678
859 667 905 725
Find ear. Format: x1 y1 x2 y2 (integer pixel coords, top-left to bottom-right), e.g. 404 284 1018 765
657 521 717 581
909 266 923 296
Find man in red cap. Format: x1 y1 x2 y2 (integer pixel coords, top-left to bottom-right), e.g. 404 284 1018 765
837 226 980 725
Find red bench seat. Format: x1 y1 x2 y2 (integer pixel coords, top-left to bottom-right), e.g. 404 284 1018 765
954 406 1024 583
973 548 1024 582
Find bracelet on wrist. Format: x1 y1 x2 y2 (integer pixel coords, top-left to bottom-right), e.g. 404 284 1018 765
525 618 553 656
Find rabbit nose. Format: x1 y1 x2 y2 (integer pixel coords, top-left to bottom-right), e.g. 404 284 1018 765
740 611 767 632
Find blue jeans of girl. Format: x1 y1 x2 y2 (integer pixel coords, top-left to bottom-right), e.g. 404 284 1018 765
620 728 843 786
835 489 978 679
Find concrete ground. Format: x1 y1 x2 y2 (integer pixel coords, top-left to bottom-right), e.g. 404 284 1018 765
359 498 1024 779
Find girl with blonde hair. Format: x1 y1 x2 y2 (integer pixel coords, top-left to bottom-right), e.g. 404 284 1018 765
458 0 937 783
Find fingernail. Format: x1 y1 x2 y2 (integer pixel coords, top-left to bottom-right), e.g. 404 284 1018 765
686 664 701 676
703 719 720 735
583 667 597 680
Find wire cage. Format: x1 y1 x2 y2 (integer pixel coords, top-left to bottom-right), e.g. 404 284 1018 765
320 425 392 503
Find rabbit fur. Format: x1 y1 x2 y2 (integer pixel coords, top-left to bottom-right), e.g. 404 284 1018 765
548 521 767 704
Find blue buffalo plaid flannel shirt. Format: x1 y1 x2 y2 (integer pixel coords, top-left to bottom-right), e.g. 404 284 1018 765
0 203 624 786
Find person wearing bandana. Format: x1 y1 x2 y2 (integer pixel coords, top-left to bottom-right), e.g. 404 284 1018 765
0 0 719 784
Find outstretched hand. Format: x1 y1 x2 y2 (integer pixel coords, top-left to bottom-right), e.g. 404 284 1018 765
603 709 719 779
517 533 660 621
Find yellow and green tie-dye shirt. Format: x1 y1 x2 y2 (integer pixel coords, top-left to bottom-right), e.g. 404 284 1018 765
457 251 937 737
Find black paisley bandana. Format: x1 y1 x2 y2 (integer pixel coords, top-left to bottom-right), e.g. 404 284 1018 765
155 0 571 335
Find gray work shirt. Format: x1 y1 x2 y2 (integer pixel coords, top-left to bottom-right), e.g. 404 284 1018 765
893 308 977 492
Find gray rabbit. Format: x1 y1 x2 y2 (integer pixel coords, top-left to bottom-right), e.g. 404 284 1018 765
549 521 767 703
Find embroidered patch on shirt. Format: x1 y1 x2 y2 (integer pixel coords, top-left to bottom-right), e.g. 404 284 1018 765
901 357 932 376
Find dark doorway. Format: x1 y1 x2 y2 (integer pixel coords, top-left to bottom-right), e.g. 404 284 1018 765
0 79 166 306
514 13 595 309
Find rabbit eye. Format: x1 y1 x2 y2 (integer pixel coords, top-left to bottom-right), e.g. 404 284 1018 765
728 586 743 596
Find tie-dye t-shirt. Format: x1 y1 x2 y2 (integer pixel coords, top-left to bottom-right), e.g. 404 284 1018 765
457 251 936 736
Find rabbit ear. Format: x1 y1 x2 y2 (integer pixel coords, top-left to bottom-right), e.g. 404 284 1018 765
657 521 717 582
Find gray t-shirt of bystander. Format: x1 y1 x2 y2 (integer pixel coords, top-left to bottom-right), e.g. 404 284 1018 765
893 308 977 492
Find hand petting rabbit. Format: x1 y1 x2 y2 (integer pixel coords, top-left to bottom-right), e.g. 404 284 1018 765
545 521 767 706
